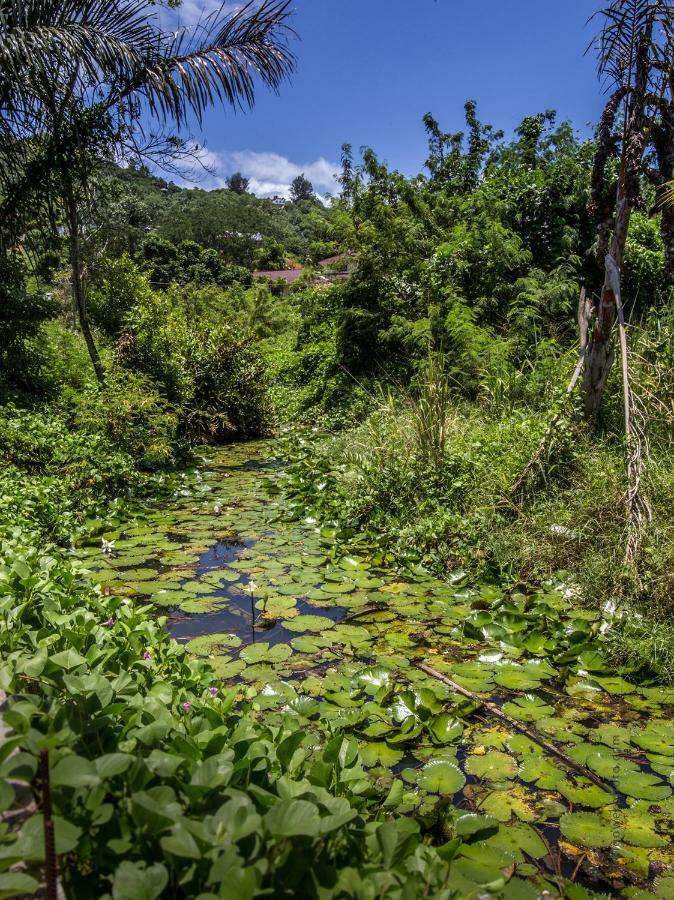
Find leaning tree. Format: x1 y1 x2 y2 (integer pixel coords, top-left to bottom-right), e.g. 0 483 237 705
581 0 673 562
512 0 674 566
0 0 295 384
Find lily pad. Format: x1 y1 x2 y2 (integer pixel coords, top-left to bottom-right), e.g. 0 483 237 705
417 759 466 795
559 812 617 849
465 751 517 782
615 772 671 801
282 615 336 633
359 742 404 768
185 633 241 655
240 643 293 665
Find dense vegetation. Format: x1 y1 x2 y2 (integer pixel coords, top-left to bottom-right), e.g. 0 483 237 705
1 0 674 897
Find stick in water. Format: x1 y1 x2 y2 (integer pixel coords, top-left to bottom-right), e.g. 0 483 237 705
417 662 615 794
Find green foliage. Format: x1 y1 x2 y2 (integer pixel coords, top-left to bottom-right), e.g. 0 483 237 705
120 292 271 441
254 238 289 271
72 371 179 470
0 532 456 899
0 406 150 540
89 254 154 337
0 253 57 399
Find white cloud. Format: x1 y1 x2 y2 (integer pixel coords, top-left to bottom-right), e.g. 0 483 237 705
226 151 340 199
158 0 239 33
174 147 340 200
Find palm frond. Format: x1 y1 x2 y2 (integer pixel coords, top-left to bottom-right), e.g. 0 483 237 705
590 0 674 90
655 179 674 208
0 0 156 126
124 0 296 127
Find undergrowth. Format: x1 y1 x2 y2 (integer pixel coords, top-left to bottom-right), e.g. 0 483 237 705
278 345 674 683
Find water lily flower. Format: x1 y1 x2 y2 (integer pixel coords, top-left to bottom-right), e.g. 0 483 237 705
101 538 115 555
209 687 218 696
182 702 192 712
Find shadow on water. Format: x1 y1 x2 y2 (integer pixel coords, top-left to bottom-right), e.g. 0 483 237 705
168 536 348 648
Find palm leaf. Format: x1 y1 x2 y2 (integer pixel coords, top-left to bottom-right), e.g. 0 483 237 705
590 0 674 90
121 0 295 127
655 179 674 208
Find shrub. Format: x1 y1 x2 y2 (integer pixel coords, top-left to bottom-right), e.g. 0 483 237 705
72 370 180 469
0 252 57 400
119 292 271 441
89 254 154 337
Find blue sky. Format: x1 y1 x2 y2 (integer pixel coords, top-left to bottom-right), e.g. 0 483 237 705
165 0 606 198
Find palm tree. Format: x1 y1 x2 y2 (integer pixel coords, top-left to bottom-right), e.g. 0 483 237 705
584 0 673 417
0 0 295 384
584 0 673 562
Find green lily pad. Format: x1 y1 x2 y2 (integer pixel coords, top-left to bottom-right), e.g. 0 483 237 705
240 643 293 665
502 695 554 723
282 615 336 633
480 787 537 823
185 633 241 656
493 666 542 691
454 813 499 840
586 751 640 781
631 721 674 757
559 812 617 848
428 714 464 745
359 742 404 768
615 772 671 801
465 751 517 782
417 759 466 795
518 753 563 790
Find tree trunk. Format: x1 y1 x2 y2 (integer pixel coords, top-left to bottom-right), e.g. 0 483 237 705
582 195 631 421
661 200 674 284
63 179 106 387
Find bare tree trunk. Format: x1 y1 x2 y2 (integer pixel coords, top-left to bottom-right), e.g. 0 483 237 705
63 178 105 387
661 201 674 283
582 194 631 420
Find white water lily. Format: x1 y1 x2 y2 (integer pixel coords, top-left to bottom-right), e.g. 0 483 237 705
101 538 115 555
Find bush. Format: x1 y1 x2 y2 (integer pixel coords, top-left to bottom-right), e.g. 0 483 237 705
72 370 180 470
89 254 154 337
0 406 151 541
119 292 271 441
0 252 57 400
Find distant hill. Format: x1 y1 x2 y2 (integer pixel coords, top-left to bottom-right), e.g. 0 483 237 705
105 164 338 265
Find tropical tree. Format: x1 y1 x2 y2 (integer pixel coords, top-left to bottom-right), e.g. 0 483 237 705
226 171 250 194
584 0 674 418
582 0 674 562
0 0 295 384
290 173 315 202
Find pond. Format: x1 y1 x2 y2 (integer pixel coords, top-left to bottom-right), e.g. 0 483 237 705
75 440 674 897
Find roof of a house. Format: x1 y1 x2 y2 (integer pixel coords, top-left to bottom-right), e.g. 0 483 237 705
252 268 304 283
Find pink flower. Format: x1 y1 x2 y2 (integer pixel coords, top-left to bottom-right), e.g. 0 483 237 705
182 702 192 712
143 650 152 660
104 618 115 627
208 687 218 696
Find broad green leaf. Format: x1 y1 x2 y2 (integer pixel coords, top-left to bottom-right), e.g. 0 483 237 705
417 760 466 795
264 799 320 837
559 812 617 849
